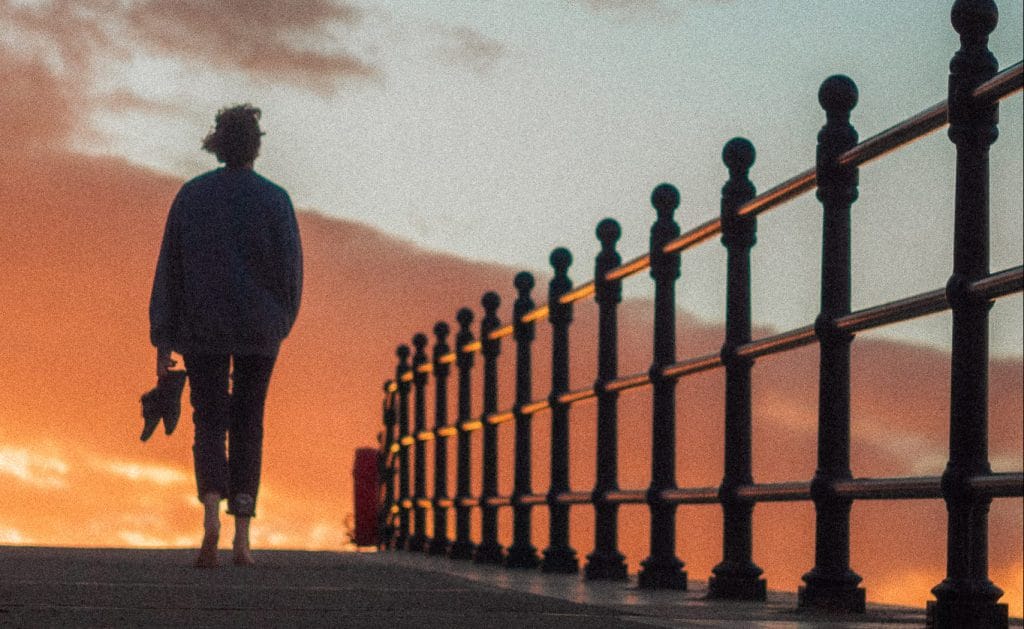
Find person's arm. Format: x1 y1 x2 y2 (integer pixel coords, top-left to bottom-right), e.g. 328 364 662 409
279 192 303 332
150 190 184 369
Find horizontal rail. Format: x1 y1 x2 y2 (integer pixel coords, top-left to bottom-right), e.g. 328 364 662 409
663 217 726 256
738 168 818 220
605 253 651 282
604 489 647 505
975 60 1023 102
558 387 596 406
560 282 596 305
735 482 812 502
661 351 723 380
839 102 947 169
660 486 720 505
836 288 948 334
408 473 1022 514
488 410 515 425
970 472 1024 498
516 493 548 507
556 491 594 505
522 400 550 415
489 325 514 341
833 476 941 500
737 325 817 360
607 370 651 393
971 265 1024 299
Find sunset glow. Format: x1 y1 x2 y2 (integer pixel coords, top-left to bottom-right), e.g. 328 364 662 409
1 0 1021 618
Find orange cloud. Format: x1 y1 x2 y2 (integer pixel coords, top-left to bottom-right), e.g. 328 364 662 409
0 54 77 152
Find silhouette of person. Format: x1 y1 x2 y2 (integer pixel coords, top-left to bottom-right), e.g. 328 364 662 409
149 104 303 567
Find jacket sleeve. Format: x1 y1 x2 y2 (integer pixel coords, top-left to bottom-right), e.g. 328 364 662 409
149 191 184 350
280 192 303 333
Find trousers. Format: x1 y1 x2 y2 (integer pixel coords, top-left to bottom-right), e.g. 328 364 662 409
184 352 277 517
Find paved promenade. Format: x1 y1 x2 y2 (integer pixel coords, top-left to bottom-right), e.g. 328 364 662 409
0 546 1018 627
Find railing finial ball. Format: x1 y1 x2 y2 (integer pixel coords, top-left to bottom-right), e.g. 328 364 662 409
596 218 621 247
550 247 573 273
397 344 410 360
722 137 756 173
514 271 535 294
651 183 680 219
818 75 858 115
433 321 449 339
456 307 474 328
951 0 998 39
482 291 501 312
413 333 428 349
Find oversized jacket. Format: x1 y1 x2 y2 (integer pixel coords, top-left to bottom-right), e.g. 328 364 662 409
149 168 303 356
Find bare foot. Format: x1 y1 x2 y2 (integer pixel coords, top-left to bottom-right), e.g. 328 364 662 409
233 540 254 566
194 533 220 568
233 547 254 566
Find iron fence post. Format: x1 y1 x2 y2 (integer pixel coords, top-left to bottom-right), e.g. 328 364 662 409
428 322 452 556
638 184 687 589
928 1 1007 627
382 380 397 548
408 333 430 551
395 344 412 551
585 219 628 580
507 272 541 568
449 308 477 560
542 248 579 573
476 292 505 564
709 138 767 600
799 75 865 613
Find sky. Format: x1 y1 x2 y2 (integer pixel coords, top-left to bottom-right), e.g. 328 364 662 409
2 0 1022 356
0 0 1022 617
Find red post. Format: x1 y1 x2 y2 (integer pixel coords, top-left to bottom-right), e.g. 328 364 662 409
353 447 382 547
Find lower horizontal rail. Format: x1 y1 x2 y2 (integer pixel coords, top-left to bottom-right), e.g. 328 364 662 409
604 489 647 505
403 474 1023 517
735 482 812 502
660 486 720 504
833 476 941 500
970 472 1024 497
555 491 593 505
516 493 548 507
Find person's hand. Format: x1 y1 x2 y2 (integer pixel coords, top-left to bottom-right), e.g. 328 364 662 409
157 348 177 379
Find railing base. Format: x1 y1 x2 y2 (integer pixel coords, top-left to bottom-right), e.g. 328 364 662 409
541 547 579 574
584 550 628 580
797 584 865 613
426 538 450 556
926 599 1009 629
505 544 540 569
448 541 476 561
473 542 505 565
406 535 427 552
638 557 687 590
707 574 767 601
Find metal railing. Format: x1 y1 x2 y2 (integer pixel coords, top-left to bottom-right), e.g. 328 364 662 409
374 2 1022 627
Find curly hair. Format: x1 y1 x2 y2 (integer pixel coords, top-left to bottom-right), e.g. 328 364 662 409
201 104 264 168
